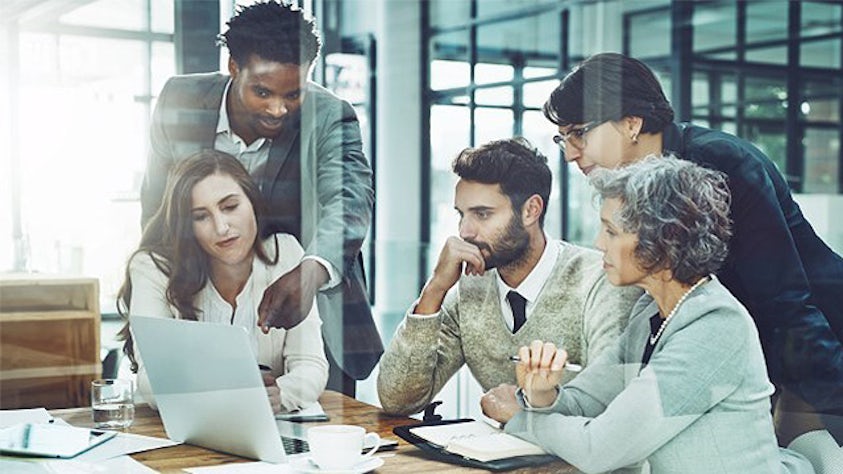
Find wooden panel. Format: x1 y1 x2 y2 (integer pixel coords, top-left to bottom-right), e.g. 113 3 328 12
1 375 95 409
0 276 98 313
0 275 100 409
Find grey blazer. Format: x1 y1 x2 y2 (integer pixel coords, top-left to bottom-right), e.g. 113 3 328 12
140 73 382 379
505 277 812 474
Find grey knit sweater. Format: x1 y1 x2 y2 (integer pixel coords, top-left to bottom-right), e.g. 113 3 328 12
378 241 642 415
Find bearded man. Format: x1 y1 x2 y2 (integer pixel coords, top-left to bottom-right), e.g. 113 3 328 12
377 138 641 416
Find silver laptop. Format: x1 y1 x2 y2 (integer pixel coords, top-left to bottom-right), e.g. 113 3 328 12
130 316 289 463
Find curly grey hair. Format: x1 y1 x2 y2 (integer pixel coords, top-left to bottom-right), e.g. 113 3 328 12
589 155 732 285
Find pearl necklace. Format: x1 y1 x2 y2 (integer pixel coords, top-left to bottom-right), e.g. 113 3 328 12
649 276 709 346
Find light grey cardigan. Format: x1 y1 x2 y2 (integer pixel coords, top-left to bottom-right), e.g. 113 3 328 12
504 277 813 474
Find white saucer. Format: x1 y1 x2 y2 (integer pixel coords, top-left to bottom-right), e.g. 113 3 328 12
289 456 384 474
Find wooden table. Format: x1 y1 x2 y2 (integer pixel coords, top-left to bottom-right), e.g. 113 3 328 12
52 391 574 473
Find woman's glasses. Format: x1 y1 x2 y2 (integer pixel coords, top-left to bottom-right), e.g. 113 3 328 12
553 121 601 151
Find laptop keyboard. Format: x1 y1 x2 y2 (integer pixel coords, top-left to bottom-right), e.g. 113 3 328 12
282 436 310 455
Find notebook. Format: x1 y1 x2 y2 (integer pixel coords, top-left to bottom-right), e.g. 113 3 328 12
394 418 559 471
410 420 546 462
130 316 294 463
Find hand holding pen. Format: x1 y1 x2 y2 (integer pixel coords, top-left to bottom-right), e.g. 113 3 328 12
509 355 582 373
513 340 570 408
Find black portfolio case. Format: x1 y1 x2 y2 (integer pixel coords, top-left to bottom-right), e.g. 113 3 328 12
392 418 560 472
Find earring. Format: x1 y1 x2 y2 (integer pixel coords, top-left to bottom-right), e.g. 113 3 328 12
631 134 639 144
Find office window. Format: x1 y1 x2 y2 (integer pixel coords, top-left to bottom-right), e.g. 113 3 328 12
802 38 841 69
61 0 151 31
693 1 736 59
430 105 470 250
802 1 842 37
425 2 567 272
476 0 557 19
474 85 512 107
474 63 513 86
804 128 840 194
522 109 562 238
3 1 175 310
522 79 557 108
803 79 841 123
628 9 671 59
745 76 787 120
428 0 472 29
430 33 471 91
746 1 787 45
473 107 513 146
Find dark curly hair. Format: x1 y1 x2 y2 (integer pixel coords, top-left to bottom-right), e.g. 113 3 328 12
218 0 321 67
452 137 552 226
590 155 732 285
544 52 674 133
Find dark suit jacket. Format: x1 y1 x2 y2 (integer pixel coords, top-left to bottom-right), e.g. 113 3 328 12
665 123 843 438
140 73 383 380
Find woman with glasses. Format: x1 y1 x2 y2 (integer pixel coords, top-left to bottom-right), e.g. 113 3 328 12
488 157 813 473
543 52 842 473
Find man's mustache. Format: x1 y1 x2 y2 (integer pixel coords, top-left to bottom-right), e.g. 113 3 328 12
464 239 491 253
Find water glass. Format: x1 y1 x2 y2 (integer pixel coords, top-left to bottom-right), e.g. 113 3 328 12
91 378 134 429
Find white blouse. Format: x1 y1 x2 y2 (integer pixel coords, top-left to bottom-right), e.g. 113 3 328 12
128 233 328 412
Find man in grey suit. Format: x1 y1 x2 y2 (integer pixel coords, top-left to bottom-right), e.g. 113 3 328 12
140 1 382 396
377 138 641 416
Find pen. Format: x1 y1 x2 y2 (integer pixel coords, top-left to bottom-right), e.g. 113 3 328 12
508 355 583 373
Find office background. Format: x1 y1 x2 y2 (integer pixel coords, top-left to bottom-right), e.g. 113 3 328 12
2 0 841 417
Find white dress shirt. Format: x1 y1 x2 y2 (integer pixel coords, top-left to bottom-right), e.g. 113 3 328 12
214 80 340 289
129 234 328 412
495 234 560 332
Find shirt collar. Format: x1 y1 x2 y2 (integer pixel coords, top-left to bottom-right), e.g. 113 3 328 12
216 79 233 135
496 234 560 304
216 79 268 150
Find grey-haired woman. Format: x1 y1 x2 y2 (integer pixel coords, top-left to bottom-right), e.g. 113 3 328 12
486 157 812 473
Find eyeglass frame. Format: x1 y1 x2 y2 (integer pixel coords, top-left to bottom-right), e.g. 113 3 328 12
552 121 603 151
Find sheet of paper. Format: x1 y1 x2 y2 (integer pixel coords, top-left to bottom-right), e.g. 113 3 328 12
73 431 181 462
87 455 158 473
0 408 53 428
0 455 154 473
184 457 305 473
409 420 500 447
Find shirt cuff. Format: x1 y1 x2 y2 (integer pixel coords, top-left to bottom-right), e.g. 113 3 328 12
303 255 341 290
407 297 442 319
516 386 561 412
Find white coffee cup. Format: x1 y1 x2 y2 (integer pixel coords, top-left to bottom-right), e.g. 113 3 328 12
307 424 380 470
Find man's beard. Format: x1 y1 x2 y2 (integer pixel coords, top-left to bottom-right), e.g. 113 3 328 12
467 214 530 271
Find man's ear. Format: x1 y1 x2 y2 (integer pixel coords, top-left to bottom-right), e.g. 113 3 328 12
521 194 544 226
228 57 239 78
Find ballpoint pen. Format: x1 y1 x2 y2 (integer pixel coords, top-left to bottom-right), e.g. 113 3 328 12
508 355 583 373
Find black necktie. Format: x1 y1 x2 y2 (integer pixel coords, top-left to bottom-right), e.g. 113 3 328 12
507 291 527 333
